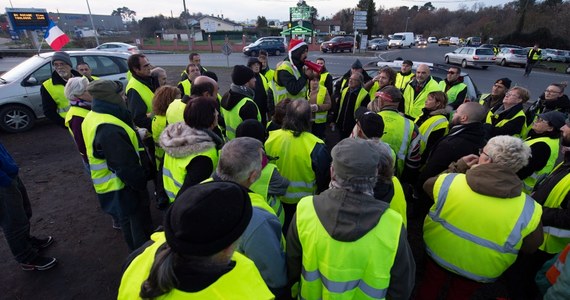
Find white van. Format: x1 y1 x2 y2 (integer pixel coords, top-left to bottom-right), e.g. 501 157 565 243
389 32 415 48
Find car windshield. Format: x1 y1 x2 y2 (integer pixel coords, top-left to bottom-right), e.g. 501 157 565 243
512 49 525 55
392 35 403 40
0 55 48 83
330 37 343 42
476 48 494 55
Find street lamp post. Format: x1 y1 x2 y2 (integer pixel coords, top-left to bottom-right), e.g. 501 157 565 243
85 0 100 46
405 17 410 32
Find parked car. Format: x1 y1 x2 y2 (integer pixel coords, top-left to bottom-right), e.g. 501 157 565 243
480 44 496 49
438 37 450 46
563 50 570 63
495 47 527 67
88 42 139 54
320 36 354 53
255 36 287 48
427 36 438 43
367 38 389 50
242 40 286 56
449 37 460 45
542 49 566 62
417 38 428 47
363 59 481 100
0 51 130 133
498 44 523 49
444 47 496 69
465 37 482 47
388 32 415 48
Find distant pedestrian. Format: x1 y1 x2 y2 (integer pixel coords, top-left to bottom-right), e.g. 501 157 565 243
524 43 542 77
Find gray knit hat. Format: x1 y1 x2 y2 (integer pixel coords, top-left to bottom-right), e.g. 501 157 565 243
332 138 381 180
87 80 125 106
52 51 72 67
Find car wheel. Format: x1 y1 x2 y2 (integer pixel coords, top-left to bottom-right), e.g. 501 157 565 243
250 50 257 57
482 66 489 70
275 50 280 56
445 56 450 64
0 105 36 133
461 60 467 68
501 59 506 66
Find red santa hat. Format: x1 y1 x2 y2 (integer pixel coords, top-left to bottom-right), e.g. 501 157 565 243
288 39 307 53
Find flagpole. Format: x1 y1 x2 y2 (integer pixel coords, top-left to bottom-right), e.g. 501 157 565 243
37 37 45 55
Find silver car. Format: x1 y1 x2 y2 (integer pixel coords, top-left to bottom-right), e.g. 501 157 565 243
88 42 139 54
0 51 130 133
444 47 496 69
495 47 527 67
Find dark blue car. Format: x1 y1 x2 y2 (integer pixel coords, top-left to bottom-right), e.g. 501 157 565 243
243 40 286 57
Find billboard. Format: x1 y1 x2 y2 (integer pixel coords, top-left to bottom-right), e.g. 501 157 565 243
6 8 50 31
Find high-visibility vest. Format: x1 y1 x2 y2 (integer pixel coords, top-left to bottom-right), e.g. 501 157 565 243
307 87 328 124
64 106 90 137
82 111 143 194
318 72 328 88
403 78 441 119
265 129 323 204
274 61 306 103
296 195 402 299
368 81 381 100
220 97 261 140
485 108 527 138
337 87 369 123
539 166 570 254
415 114 449 155
522 137 560 194
165 99 186 125
390 176 408 228
83 75 99 81
118 232 274 300
250 163 285 225
42 79 70 117
151 115 167 170
162 146 218 203
438 81 467 105
528 48 542 61
424 173 542 282
378 110 414 177
546 244 570 284
126 77 154 113
479 93 490 105
178 79 192 96
395 72 414 91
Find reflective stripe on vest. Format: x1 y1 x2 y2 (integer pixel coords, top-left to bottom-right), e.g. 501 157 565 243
539 164 570 253
425 173 542 282
163 146 218 203
165 99 186 125
43 79 70 117
297 196 401 299
546 244 570 284
485 109 527 137
250 163 285 225
522 137 559 194
416 114 449 155
378 110 413 176
117 232 273 300
274 61 306 103
220 97 261 140
438 81 467 104
337 87 369 123
265 129 322 204
479 93 490 105
126 77 154 113
82 111 142 194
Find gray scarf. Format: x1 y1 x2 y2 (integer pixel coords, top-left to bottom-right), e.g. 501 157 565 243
230 83 255 99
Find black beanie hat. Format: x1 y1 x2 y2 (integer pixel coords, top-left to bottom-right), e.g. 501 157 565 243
495 78 512 89
236 119 267 143
164 181 252 256
232 65 255 86
247 57 261 68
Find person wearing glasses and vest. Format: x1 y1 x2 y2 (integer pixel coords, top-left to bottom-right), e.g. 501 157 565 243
439 66 467 109
486 86 529 138
307 76 331 139
417 135 543 299
333 72 371 139
41 51 81 128
287 138 415 300
82 80 153 251
402 64 441 119
274 39 312 104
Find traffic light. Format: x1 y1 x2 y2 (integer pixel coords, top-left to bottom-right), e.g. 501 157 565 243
288 23 292 29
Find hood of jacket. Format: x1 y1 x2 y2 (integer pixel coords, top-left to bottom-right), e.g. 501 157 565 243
465 163 523 198
220 85 255 111
159 123 215 158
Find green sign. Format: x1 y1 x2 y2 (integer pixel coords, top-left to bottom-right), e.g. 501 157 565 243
290 5 314 20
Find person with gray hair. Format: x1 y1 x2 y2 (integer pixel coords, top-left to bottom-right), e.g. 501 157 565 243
64 77 93 167
418 135 543 299
210 137 288 297
287 137 415 300
150 67 167 87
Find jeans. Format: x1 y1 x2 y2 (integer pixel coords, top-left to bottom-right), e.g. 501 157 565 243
525 61 537 75
0 176 37 263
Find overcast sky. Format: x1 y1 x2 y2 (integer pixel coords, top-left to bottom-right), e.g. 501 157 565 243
6 0 514 22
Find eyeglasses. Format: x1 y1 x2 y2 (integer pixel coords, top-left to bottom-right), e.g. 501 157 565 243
545 89 562 94
505 92 520 98
478 148 492 160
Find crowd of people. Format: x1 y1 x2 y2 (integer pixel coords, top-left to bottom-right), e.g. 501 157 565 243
1 39 570 299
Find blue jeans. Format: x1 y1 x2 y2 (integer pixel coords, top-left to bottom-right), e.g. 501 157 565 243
0 176 37 263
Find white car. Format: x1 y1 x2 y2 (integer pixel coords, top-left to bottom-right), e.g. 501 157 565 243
88 42 139 54
444 47 496 69
427 36 437 43
449 37 460 45
0 51 130 132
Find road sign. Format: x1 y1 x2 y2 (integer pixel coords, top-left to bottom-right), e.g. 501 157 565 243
354 15 367 21
354 25 368 30
353 21 367 26
222 43 232 56
354 10 367 16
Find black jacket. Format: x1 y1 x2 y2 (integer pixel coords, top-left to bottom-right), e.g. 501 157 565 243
126 73 157 131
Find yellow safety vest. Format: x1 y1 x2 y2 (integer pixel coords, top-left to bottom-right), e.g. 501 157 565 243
485 109 527 138
479 93 490 105
539 164 570 254
118 232 274 300
42 79 70 117
337 87 369 123
528 48 542 61
395 72 414 91
165 99 186 125
82 111 143 194
64 106 89 138
415 114 449 155
265 129 322 204
220 97 261 140
424 173 542 282
522 137 560 194
438 81 467 105
296 195 402 299
390 176 408 228
163 146 219 203
307 87 328 124
126 77 154 113
274 61 307 103
402 78 441 119
378 110 414 177
178 79 192 96
250 163 285 225
152 115 167 170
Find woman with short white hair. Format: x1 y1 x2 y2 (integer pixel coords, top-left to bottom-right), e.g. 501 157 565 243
64 77 92 168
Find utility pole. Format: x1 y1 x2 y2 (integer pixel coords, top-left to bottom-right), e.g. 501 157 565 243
183 0 192 51
85 0 100 46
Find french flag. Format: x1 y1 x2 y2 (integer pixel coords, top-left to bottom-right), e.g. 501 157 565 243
44 20 70 51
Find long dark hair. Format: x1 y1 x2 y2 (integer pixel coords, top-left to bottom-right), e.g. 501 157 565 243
139 243 178 299
282 99 311 137
183 96 218 129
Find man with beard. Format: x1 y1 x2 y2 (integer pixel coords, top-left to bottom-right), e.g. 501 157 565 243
41 51 81 128
274 39 312 104
177 63 201 97
479 78 511 111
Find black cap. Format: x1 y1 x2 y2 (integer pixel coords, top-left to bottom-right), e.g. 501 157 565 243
355 107 384 138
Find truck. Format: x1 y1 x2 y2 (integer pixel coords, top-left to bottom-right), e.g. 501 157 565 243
389 32 414 49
